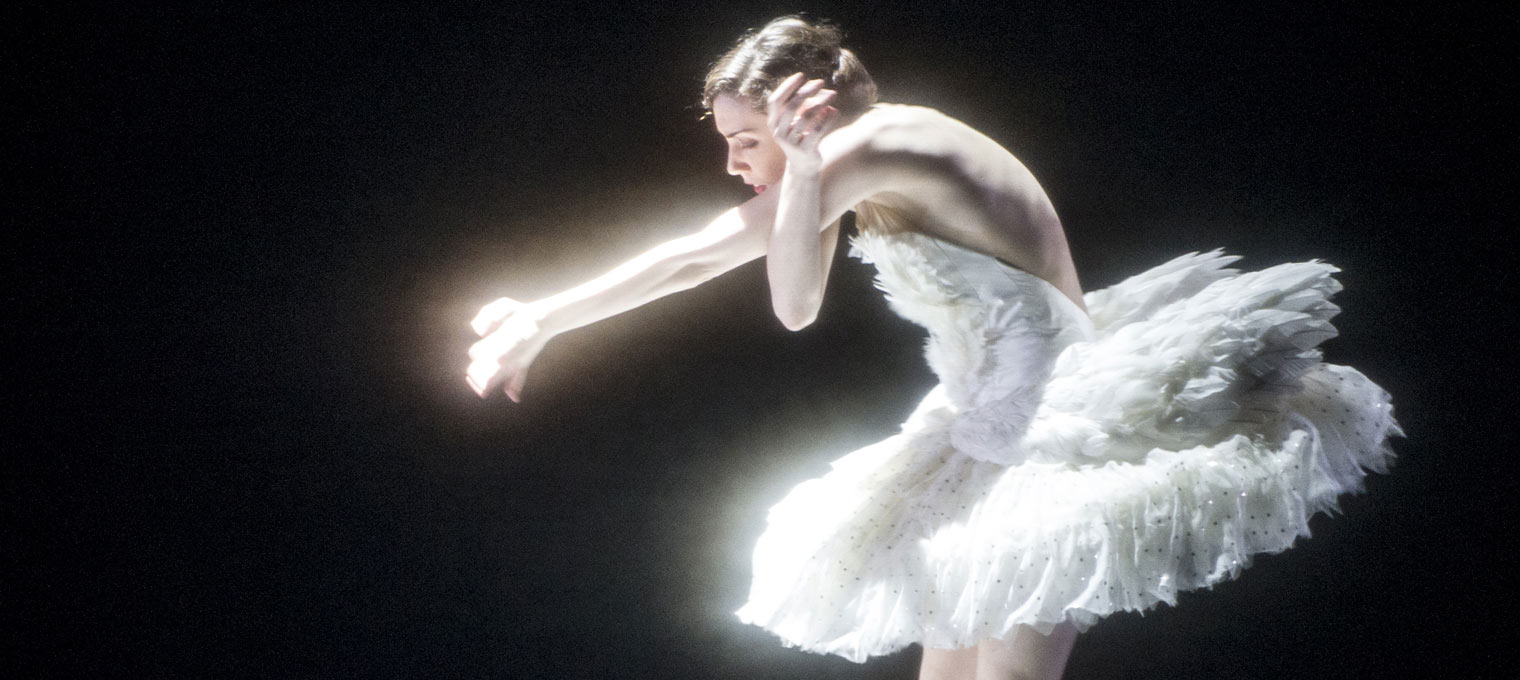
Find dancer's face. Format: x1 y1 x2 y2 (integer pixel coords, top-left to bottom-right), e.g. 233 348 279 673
712 94 786 194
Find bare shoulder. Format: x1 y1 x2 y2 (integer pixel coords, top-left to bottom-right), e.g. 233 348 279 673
818 103 1083 307
815 103 993 208
822 103 1034 192
821 103 976 159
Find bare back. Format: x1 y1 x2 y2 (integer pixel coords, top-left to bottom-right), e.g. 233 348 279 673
819 104 1085 312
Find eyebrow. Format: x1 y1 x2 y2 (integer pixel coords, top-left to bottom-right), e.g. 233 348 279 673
723 128 755 139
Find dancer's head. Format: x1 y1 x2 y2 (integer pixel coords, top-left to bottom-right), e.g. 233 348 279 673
702 16 877 120
703 16 877 190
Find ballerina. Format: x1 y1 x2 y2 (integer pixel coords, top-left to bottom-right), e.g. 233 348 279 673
466 16 1400 680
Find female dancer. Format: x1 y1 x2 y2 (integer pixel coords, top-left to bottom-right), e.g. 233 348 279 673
466 17 1399 680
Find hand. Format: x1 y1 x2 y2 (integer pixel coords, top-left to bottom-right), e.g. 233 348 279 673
467 297 551 401
766 72 840 167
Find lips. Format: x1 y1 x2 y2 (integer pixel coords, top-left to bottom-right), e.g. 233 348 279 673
754 184 767 194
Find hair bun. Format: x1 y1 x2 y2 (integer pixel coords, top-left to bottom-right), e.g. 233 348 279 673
703 16 878 118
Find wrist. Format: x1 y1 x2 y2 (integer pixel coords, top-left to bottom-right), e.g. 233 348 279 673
525 299 566 338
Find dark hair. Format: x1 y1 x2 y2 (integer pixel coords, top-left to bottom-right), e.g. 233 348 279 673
702 16 877 118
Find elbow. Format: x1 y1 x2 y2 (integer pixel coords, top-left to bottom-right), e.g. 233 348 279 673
779 313 816 332
672 259 722 289
773 296 821 331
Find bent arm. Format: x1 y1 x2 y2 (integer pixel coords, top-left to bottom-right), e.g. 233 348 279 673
767 165 829 330
764 132 903 330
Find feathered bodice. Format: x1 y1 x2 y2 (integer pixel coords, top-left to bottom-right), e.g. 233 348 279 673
848 229 1094 465
847 229 1376 468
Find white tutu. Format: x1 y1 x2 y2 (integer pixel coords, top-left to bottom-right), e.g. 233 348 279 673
734 229 1400 662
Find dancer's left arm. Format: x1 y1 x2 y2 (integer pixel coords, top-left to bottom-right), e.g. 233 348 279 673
766 74 843 330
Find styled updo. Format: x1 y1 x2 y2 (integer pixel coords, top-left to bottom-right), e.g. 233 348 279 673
702 16 878 119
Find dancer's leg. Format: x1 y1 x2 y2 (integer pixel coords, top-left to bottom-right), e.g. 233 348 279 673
974 622 1078 680
919 643 979 680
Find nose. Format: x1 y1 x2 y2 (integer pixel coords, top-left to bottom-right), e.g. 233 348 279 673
726 149 747 177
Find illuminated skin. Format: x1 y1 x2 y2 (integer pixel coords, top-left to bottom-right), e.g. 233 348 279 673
468 74 1084 398
468 73 1085 678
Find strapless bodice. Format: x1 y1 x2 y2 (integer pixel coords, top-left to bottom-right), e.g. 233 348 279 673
847 228 1095 464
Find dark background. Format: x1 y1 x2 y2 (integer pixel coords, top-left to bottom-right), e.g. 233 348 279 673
10 1 1515 677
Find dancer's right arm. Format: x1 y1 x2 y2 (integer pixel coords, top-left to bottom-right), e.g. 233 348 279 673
467 197 775 399
541 203 773 334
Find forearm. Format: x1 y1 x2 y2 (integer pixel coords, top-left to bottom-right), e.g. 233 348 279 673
534 210 757 335
767 163 825 330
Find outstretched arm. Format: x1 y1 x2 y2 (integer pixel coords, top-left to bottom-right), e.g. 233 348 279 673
470 76 893 398
534 206 772 335
468 196 777 399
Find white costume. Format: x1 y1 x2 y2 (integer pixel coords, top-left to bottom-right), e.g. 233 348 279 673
735 227 1400 662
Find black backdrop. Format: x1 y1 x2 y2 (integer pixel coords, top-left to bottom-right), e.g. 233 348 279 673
12 1 1515 677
